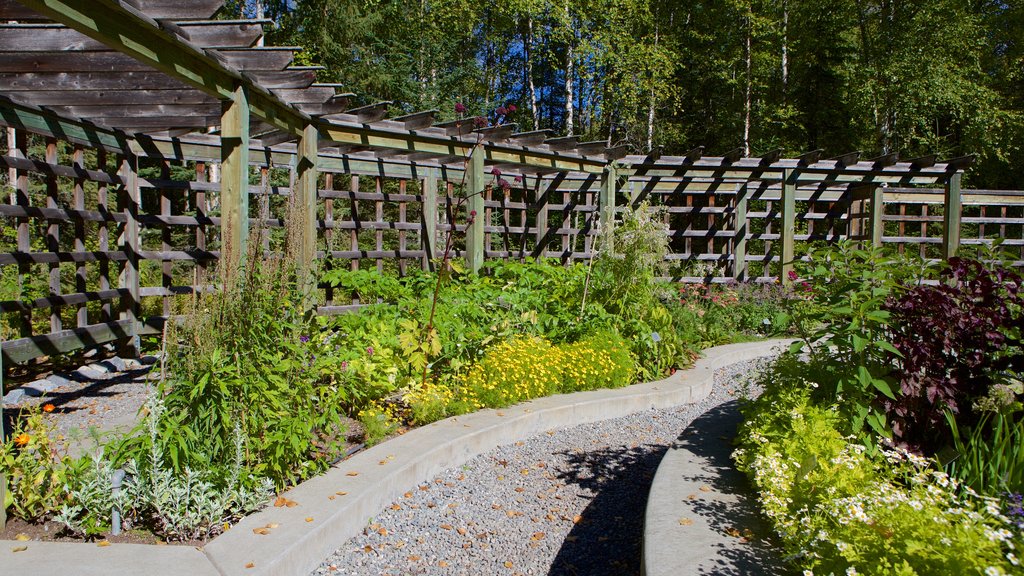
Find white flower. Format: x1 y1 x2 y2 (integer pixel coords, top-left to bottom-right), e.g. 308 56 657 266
803 571 814 576
984 567 1004 576
846 567 859 576
1007 552 1019 566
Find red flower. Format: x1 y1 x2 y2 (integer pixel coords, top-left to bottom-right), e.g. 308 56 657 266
787 270 798 281
473 116 487 128
495 106 508 116
508 104 517 113
454 102 467 114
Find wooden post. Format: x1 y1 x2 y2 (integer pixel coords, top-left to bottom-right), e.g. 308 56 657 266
220 84 250 270
535 179 550 259
868 185 885 248
599 163 617 253
465 147 485 273
1 341 5 531
45 139 61 333
780 168 796 285
73 147 88 327
119 154 141 356
295 123 318 268
421 176 438 271
733 183 748 281
942 172 962 260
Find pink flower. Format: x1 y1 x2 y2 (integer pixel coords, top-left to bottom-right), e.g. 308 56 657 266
473 116 487 128
367 346 374 356
470 210 477 217
490 167 502 177
498 179 512 191
454 102 467 114
507 104 517 113
513 175 523 183
787 270 798 281
495 106 508 116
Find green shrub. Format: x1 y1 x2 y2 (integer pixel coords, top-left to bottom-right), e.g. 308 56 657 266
1 410 70 522
735 365 1021 575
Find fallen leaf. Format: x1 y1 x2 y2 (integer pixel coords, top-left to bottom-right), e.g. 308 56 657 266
245 562 255 569
514 487 525 493
531 532 545 541
391 504 402 511
679 518 694 526
305 517 314 522
440 524 453 530
273 496 288 507
379 460 389 465
686 494 697 500
13 534 30 542
97 540 111 547
456 527 467 535
11 546 27 553
336 491 348 496
253 528 270 535
346 471 359 477
419 485 429 491
328 495 336 500
496 411 505 416
726 528 742 537
363 545 373 553
504 561 514 568
572 515 582 524
699 485 712 492
377 527 388 536
285 501 298 508
491 504 502 510
408 555 421 561
439 560 449 567
520 469 530 475
515 441 524 446
403 491 413 498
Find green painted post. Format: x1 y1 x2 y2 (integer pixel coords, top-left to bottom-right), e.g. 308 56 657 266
295 123 319 268
942 173 962 260
868 185 885 248
599 163 617 254
220 84 250 270
780 169 797 285
733 183 748 281
421 176 438 271
119 154 141 355
465 148 485 273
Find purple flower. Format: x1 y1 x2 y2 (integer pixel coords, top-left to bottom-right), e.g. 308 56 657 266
367 346 374 356
498 178 512 191
470 210 477 217
340 360 348 371
454 102 467 114
787 270 798 281
299 335 310 343
490 167 502 177
507 104 517 113
473 116 487 128
513 175 523 183
495 106 508 116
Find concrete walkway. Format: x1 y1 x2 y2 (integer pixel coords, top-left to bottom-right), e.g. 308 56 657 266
643 401 788 576
0 340 789 576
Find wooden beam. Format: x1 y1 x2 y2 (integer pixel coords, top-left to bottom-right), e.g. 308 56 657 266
943 172 962 259
272 87 338 104
213 47 296 71
780 168 796 284
245 69 317 89
733 183 748 280
295 122 318 274
0 21 262 51
474 123 517 142
393 109 438 130
6 89 215 105
118 153 141 355
466 147 485 273
832 151 861 168
684 146 704 162
869 152 899 168
18 0 310 136
345 101 391 123
599 162 617 251
544 136 578 151
0 0 225 20
721 147 743 164
46 103 222 117
0 71 192 91
220 84 250 267
509 129 554 146
868 185 884 248
797 149 824 166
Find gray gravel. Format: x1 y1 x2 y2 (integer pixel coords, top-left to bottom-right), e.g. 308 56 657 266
311 358 773 576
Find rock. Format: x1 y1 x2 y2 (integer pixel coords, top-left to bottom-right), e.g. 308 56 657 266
2 388 26 404
46 374 77 388
101 357 127 372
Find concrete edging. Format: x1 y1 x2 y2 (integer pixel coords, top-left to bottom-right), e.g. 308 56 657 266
0 339 789 576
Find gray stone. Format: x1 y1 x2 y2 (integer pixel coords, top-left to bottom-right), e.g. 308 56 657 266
46 373 77 388
101 357 127 372
2 388 26 404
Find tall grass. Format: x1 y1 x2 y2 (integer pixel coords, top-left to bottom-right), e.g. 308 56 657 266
945 410 1024 494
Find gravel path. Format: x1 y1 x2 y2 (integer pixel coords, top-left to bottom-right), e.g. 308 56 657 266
311 358 774 576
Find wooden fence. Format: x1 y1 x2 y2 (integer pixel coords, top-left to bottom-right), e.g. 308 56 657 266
2 124 1021 365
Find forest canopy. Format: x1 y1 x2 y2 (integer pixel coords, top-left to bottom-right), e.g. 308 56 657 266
233 1 1022 188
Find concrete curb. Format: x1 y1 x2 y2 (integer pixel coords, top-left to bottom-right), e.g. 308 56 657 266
0 339 789 576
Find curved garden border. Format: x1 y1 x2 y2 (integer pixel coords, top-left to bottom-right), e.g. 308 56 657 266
0 339 789 576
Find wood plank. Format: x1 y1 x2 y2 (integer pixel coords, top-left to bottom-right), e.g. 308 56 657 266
213 47 296 71
0 20 262 51
8 89 215 105
0 289 130 313
0 71 191 91
245 69 317 89
1 320 134 365
46 103 222 118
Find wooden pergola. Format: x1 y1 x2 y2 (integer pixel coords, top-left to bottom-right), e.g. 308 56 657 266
0 0 979 356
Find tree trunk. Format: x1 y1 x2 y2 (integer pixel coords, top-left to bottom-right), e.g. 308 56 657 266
564 1 575 135
254 0 264 46
743 5 752 156
781 0 788 100
526 16 540 130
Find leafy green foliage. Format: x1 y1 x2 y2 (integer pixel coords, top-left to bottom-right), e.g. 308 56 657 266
946 411 1024 496
1 410 70 522
736 366 1021 575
